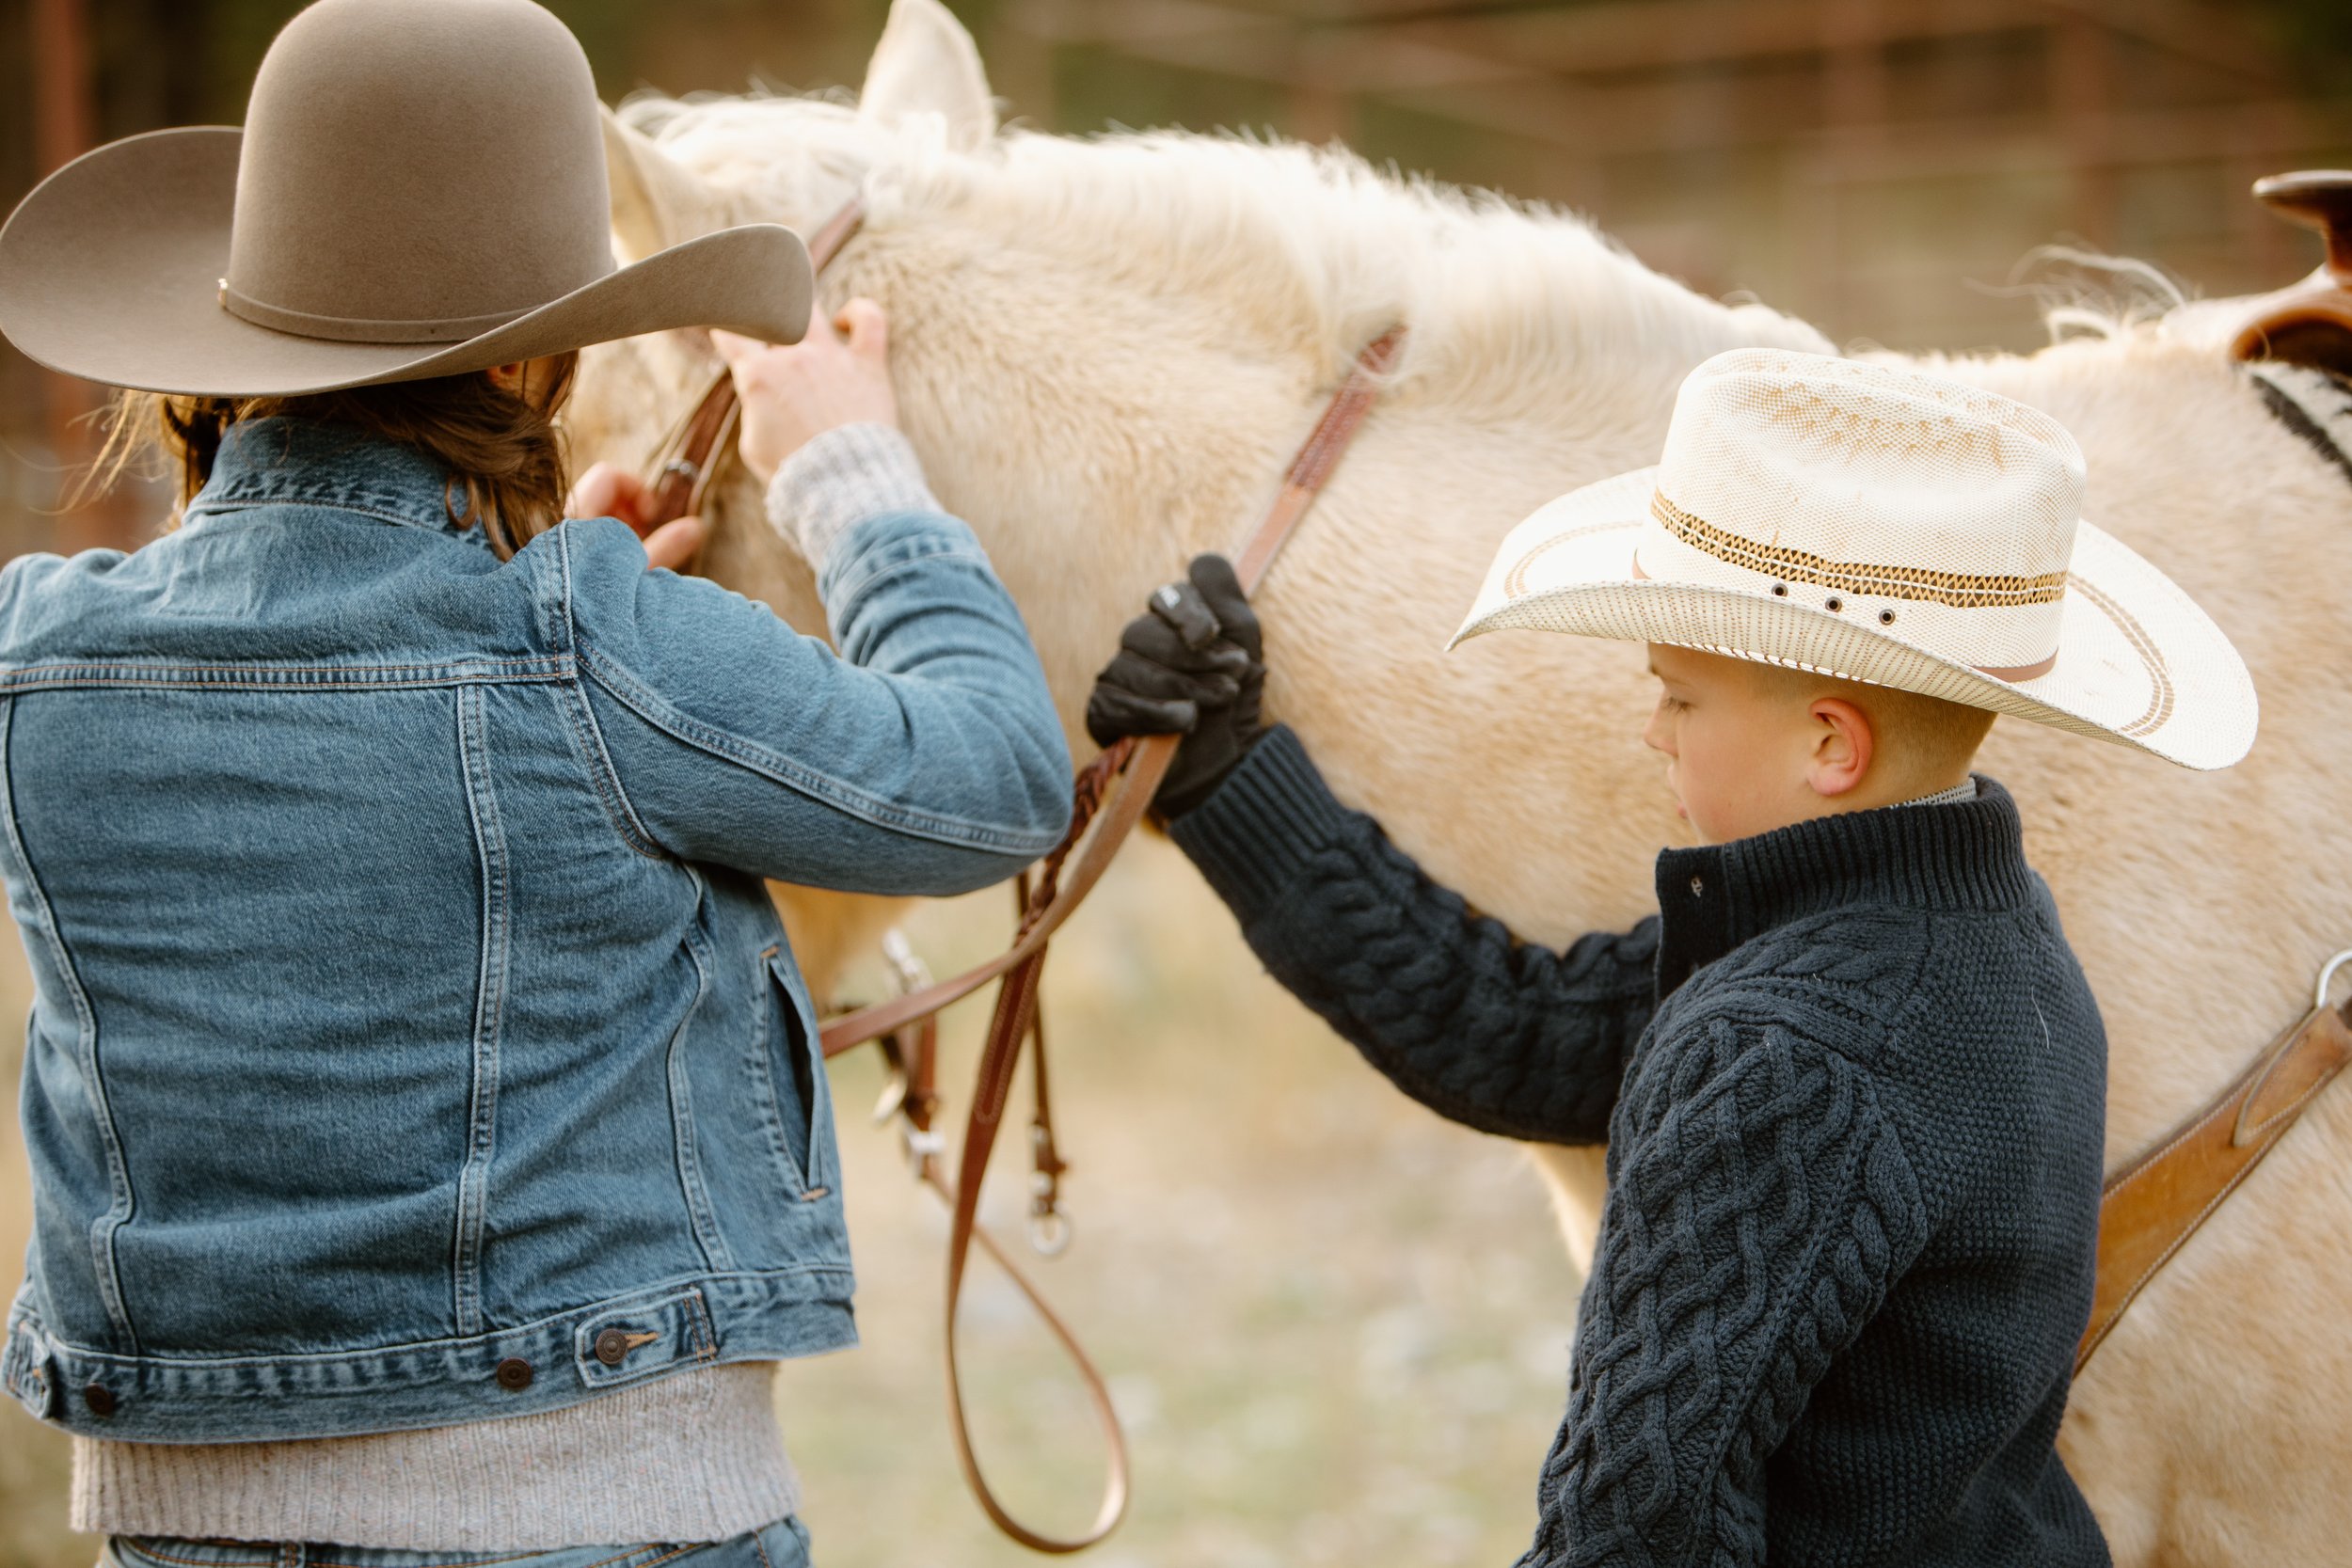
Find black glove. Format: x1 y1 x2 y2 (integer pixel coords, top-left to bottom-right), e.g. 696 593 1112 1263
1085 554 1265 818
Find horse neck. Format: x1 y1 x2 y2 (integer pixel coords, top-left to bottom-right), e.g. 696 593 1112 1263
818 134 1833 751
1901 331 2344 610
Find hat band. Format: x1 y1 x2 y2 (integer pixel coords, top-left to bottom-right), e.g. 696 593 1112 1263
1650 492 2068 609
1629 542 2063 684
217 279 530 346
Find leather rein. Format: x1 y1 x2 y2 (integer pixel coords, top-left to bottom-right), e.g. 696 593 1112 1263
637 192 1405 1553
639 198 872 527
2075 951 2352 1374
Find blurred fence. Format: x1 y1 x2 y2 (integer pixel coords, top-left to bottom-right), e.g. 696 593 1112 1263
4 0 2352 557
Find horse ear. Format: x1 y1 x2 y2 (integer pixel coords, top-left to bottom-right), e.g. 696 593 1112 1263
602 106 721 263
858 0 996 150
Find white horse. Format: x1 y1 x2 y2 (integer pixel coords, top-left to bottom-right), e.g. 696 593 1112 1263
565 4 2352 1560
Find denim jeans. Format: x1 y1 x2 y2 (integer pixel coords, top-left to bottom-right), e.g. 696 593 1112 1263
103 1521 814 1568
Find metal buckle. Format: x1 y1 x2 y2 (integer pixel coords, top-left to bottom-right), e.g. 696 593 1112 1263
882 928 931 990
1028 1204 1073 1257
2318 948 2352 1013
1027 1123 1071 1256
872 928 936 1130
902 1125 946 1178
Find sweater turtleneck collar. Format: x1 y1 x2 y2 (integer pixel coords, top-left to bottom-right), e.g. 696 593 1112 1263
1651 775 2036 997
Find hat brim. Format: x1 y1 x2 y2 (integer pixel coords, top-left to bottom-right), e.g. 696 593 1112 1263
0 126 812 397
1452 467 2258 771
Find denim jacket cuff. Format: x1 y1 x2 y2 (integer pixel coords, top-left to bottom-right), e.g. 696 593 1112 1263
766 424 941 571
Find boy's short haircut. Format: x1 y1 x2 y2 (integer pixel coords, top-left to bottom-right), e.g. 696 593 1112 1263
1869 686 1999 783
1741 657 1998 792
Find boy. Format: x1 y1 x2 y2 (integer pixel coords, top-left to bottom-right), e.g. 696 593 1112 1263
1086 350 2255 1566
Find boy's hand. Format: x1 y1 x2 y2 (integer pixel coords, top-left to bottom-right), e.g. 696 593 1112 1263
712 300 898 485
566 461 706 572
1086 554 1264 817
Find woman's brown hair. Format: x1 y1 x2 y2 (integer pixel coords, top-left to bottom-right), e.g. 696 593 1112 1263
86 353 580 560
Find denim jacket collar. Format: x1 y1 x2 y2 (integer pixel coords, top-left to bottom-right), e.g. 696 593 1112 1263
1651 774 2034 996
185 417 483 542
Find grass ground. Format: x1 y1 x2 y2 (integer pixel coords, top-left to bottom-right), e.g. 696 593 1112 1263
0 837 1583 1568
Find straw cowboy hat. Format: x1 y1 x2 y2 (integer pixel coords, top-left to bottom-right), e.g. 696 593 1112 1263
0 0 810 397
1453 349 2256 770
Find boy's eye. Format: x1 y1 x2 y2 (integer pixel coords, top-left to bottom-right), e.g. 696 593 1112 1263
1659 694 1689 713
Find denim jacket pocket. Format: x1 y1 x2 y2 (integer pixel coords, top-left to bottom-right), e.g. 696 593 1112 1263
752 947 835 1201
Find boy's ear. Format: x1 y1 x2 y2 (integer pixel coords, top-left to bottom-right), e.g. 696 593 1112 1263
1807 696 1876 798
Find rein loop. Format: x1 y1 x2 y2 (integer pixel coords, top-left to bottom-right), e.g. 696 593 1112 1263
828 323 1406 1553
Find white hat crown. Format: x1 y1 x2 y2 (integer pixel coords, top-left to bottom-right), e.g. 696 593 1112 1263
1642 350 2088 675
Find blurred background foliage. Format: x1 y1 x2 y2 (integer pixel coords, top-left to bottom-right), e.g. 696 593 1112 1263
13 0 2352 557
2 1 2351 1565
5 0 2352 552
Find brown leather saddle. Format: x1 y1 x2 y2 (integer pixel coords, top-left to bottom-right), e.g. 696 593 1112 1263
2232 170 2352 374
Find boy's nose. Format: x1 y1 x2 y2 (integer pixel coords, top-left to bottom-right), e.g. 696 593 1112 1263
1642 707 1676 756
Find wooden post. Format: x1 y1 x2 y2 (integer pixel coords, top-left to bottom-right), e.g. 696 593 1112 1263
1809 0 1888 334
28 0 128 554
2054 14 2116 251
985 0 1061 132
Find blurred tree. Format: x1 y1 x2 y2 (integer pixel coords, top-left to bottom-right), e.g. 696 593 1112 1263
61 0 875 131
2252 1 2352 99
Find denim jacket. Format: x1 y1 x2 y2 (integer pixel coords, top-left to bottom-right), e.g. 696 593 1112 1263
0 418 1072 1442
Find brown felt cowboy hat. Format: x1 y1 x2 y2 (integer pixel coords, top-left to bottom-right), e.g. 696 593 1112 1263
0 0 811 398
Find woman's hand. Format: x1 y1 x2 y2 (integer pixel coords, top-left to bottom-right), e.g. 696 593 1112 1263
712 300 898 485
564 297 898 573
1086 555 1266 818
565 463 706 572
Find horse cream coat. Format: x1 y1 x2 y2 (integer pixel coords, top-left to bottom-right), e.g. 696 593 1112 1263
564 6 2352 1560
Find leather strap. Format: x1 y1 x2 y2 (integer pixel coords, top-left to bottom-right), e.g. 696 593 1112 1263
802 198 873 280
639 374 739 530
1236 326 1406 584
821 325 1406 1551
815 327 1406 1059
2077 961 2352 1374
817 740 1166 1059
637 198 869 531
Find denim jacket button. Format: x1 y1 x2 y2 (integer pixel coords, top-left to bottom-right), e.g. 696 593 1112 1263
494 1357 534 1391
593 1327 632 1367
83 1384 117 1418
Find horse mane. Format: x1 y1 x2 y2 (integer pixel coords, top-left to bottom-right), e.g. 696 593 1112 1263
616 92 1834 419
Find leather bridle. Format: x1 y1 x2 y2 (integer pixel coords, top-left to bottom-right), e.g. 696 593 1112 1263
635 191 1405 1553
638 198 871 529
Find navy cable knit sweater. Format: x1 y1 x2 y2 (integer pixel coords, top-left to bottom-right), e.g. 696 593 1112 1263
1168 727 2111 1568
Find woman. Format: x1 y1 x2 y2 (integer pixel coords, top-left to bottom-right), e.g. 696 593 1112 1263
0 0 1070 1562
